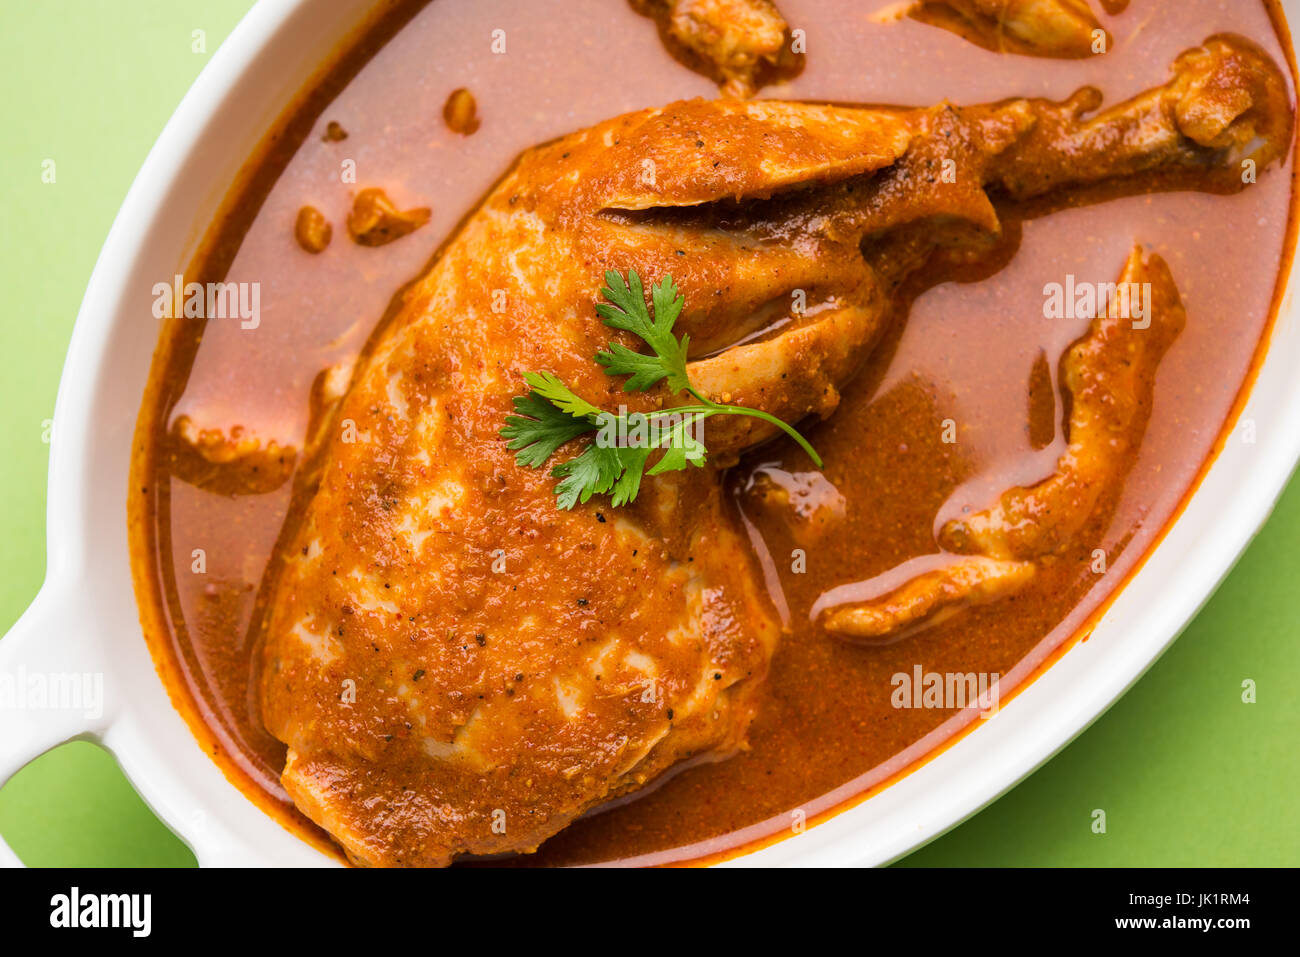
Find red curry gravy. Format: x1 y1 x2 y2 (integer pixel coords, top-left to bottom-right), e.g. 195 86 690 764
129 0 1299 866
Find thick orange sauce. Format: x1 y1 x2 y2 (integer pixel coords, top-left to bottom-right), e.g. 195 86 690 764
130 0 1298 865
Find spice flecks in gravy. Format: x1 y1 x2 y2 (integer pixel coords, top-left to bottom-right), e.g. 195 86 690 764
131 0 1296 865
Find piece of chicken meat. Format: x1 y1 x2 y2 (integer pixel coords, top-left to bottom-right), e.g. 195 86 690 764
906 0 1109 57
631 0 802 96
259 35 1290 866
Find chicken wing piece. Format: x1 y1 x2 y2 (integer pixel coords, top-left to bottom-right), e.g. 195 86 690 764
822 247 1187 642
260 37 1288 864
630 0 801 96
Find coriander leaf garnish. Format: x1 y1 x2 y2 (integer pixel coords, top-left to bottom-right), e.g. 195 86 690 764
595 272 691 394
609 444 653 508
500 390 596 468
501 269 822 510
552 442 625 511
645 414 707 475
519 370 605 419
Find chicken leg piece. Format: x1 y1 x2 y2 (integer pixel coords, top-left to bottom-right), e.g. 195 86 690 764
683 34 1288 457
259 36 1290 866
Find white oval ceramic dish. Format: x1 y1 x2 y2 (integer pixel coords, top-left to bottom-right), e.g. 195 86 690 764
1 0 1297 868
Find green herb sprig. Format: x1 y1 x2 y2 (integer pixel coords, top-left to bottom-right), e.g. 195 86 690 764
501 270 822 510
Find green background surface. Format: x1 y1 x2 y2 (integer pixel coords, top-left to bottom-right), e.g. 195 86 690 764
0 1 1296 868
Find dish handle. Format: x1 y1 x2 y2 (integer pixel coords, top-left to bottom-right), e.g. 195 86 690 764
0 579 116 790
